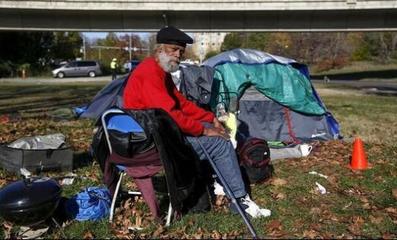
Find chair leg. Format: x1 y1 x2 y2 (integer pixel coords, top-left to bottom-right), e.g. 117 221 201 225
109 171 125 223
165 200 173 227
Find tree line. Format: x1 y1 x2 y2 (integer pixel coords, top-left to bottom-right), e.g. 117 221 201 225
1 31 397 77
217 32 397 72
0 31 148 78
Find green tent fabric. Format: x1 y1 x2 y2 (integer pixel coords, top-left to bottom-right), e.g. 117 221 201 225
211 62 326 115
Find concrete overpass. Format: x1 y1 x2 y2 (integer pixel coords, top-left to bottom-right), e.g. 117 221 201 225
1 0 397 32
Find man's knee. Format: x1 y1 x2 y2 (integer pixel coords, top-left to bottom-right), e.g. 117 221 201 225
211 137 233 155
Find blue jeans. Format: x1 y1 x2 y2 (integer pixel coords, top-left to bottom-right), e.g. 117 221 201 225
186 130 246 199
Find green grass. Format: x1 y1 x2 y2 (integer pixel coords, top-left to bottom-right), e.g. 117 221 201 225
0 83 396 238
313 61 397 75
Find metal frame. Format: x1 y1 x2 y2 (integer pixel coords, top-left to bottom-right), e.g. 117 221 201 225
101 108 173 226
196 138 259 238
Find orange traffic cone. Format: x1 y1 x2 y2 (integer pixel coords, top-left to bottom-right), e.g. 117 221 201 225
349 137 370 170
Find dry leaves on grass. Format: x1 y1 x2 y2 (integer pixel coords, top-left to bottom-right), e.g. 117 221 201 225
369 215 383 225
213 195 229 213
392 189 397 200
271 192 286 200
83 231 94 239
385 207 397 217
303 229 318 238
271 178 288 187
110 197 157 238
2 221 13 239
266 220 287 237
347 216 364 236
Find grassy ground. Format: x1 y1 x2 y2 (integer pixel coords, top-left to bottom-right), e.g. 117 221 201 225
311 61 397 81
313 61 397 75
0 82 396 239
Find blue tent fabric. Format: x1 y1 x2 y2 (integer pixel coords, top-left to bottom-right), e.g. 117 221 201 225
204 48 297 67
79 76 127 120
65 187 111 221
73 106 87 117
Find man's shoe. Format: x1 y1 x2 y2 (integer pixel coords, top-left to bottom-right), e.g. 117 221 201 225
230 195 271 218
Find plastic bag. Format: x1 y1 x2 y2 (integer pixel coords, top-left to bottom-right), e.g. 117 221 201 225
65 187 111 221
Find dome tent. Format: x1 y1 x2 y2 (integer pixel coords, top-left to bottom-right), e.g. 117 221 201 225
203 49 340 143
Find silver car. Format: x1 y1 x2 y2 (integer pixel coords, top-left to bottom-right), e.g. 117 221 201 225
52 60 102 78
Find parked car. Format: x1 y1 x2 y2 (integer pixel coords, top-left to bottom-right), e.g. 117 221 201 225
123 60 140 73
52 60 102 78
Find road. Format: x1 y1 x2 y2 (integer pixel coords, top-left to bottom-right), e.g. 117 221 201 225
0 75 120 84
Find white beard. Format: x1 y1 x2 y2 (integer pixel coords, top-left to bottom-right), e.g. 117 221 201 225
158 52 180 73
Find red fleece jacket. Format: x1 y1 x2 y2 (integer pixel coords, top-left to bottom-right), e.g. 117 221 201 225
123 57 214 136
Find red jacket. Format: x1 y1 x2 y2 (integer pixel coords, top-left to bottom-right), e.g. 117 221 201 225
123 57 214 136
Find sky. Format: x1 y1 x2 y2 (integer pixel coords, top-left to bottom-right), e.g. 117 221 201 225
82 32 151 40
82 31 194 41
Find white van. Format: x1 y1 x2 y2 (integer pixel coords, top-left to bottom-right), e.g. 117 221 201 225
52 61 102 78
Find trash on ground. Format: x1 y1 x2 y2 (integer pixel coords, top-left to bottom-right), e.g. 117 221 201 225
61 177 75 185
128 226 144 231
213 181 225 196
309 171 328 179
17 226 49 239
315 182 327 195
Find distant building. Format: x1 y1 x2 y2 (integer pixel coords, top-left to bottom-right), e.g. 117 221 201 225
192 32 227 63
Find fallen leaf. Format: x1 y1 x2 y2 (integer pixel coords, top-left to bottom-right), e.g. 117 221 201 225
392 189 397 200
83 231 94 239
382 233 396 239
2 222 13 239
303 230 318 238
153 226 165 237
310 207 321 215
271 178 288 186
348 216 364 236
272 192 286 200
369 215 383 224
267 220 282 231
188 219 195 226
385 207 397 215
210 230 221 239
267 220 286 237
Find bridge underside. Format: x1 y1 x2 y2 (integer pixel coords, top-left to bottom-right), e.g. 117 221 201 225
0 9 396 32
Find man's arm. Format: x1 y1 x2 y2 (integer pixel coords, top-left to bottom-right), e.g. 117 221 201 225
140 73 206 136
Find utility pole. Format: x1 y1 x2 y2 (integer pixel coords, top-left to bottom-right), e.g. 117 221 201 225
83 36 86 60
129 34 132 61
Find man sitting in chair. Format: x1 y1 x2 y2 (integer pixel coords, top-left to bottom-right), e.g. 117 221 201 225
123 26 270 218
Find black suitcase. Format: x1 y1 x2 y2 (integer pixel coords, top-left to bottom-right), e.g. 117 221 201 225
0 144 73 174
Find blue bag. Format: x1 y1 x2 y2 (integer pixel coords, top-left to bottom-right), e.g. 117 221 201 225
66 187 111 221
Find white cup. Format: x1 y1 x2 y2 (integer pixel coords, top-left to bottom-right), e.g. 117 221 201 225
299 144 313 157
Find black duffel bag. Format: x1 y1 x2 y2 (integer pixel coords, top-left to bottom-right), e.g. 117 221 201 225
237 138 273 184
108 128 155 158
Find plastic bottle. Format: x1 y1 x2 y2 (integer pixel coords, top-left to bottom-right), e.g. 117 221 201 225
216 102 228 122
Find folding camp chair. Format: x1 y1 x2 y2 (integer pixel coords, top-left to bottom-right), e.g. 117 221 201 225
101 108 173 226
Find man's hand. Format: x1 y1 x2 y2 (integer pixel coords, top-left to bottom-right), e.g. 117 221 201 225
203 126 230 140
213 118 225 131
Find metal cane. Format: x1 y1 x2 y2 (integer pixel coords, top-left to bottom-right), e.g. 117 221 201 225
196 138 258 239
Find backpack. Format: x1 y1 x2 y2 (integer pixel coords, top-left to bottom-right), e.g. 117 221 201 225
237 138 273 183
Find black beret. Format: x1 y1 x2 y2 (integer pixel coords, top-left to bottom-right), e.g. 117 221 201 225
156 26 193 47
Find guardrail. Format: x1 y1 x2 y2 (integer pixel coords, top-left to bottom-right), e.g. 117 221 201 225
1 0 396 11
